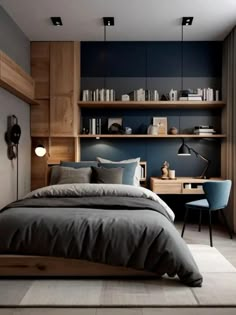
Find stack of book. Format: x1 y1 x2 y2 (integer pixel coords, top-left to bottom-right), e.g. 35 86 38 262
179 90 202 101
90 118 102 135
82 89 115 101
129 89 159 101
193 125 216 135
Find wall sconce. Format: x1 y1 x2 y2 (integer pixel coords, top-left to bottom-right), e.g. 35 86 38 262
178 139 211 179
35 144 47 157
5 115 21 200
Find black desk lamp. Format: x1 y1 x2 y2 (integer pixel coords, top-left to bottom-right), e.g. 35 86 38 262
178 139 211 179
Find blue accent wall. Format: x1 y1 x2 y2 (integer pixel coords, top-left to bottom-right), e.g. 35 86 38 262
80 41 223 183
81 41 222 77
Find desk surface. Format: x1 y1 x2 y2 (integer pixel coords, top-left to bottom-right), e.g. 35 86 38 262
150 177 223 194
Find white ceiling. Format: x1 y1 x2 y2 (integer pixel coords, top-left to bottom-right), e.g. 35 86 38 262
1 0 236 41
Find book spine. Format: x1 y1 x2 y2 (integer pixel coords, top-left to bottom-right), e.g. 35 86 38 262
92 118 96 134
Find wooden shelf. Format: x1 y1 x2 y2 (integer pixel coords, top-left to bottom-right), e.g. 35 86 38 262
78 101 225 109
0 50 37 105
79 134 226 139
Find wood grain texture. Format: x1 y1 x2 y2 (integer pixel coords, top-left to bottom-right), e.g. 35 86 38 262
31 99 49 136
50 42 79 136
31 42 50 99
79 134 226 138
78 100 226 109
150 177 223 194
31 137 49 190
0 49 36 104
47 137 76 164
0 255 156 277
50 96 75 136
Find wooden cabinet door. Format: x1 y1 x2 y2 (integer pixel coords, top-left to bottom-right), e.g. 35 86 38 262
50 42 78 136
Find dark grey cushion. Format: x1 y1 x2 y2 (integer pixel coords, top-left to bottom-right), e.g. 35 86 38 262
92 166 124 184
98 162 137 185
60 161 98 168
50 166 92 185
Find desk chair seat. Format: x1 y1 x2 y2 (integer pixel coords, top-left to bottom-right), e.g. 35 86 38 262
181 180 233 247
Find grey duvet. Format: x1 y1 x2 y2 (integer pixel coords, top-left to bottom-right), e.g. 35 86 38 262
0 184 202 287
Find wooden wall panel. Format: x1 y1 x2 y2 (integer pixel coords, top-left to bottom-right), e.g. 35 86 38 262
48 138 75 164
31 138 49 190
30 42 80 190
50 96 75 136
50 42 74 96
31 42 50 99
50 42 78 137
31 100 49 136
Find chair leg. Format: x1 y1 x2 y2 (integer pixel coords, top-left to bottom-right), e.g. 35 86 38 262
220 209 233 239
181 207 189 238
208 210 213 247
198 209 202 232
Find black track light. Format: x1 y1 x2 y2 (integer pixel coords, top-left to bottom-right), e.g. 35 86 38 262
182 17 194 26
103 17 114 26
51 17 63 26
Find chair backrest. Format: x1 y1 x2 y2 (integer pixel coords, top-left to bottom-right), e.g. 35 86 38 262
203 180 232 210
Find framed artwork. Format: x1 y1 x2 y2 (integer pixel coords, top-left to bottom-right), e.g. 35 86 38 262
153 117 167 135
108 117 123 129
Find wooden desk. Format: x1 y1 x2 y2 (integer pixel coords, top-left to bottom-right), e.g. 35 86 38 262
150 177 222 195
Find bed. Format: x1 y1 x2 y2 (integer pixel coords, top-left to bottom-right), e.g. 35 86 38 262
0 182 202 287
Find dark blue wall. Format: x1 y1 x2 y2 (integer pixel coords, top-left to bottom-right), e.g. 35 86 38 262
81 41 222 77
80 41 223 182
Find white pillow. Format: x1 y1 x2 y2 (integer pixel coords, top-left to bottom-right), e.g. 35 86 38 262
96 157 141 186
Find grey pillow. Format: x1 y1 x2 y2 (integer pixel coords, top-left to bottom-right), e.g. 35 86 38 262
60 161 98 168
97 157 141 186
50 166 92 185
98 162 137 185
92 166 124 184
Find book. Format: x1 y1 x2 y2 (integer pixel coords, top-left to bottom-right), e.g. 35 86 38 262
195 125 213 129
194 132 216 136
194 129 215 133
187 96 202 101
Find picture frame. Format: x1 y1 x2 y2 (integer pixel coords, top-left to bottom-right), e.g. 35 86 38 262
153 117 167 135
108 117 123 129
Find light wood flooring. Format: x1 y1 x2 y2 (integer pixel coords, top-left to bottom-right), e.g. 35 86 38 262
1 222 236 315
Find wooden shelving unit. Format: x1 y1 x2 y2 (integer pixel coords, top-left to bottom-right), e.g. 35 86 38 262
79 134 226 139
30 41 227 190
78 100 225 109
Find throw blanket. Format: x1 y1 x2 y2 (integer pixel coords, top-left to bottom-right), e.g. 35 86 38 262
0 184 202 287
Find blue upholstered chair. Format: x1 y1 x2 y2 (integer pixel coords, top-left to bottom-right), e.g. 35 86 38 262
181 180 233 247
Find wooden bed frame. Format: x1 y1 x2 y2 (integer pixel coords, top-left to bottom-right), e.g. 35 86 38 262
0 255 156 277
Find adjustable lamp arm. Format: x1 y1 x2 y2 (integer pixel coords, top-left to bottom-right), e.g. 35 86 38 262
186 144 211 179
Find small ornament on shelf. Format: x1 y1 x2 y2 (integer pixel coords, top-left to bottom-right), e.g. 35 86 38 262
161 161 169 179
169 127 178 135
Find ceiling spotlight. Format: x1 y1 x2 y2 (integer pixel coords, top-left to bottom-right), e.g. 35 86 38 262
51 17 63 26
182 17 193 26
103 17 115 26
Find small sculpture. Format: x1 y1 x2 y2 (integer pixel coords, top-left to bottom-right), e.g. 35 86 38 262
169 127 178 135
161 161 169 179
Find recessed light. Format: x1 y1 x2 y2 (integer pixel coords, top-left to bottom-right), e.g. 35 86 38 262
51 17 63 26
182 17 193 26
103 17 115 26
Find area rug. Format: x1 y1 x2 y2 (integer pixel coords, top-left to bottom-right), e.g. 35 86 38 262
1 245 236 307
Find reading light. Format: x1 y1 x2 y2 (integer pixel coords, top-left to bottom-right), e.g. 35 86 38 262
35 145 47 157
178 139 211 179
51 17 63 26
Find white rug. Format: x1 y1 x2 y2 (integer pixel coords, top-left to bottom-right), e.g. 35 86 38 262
1 245 236 307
